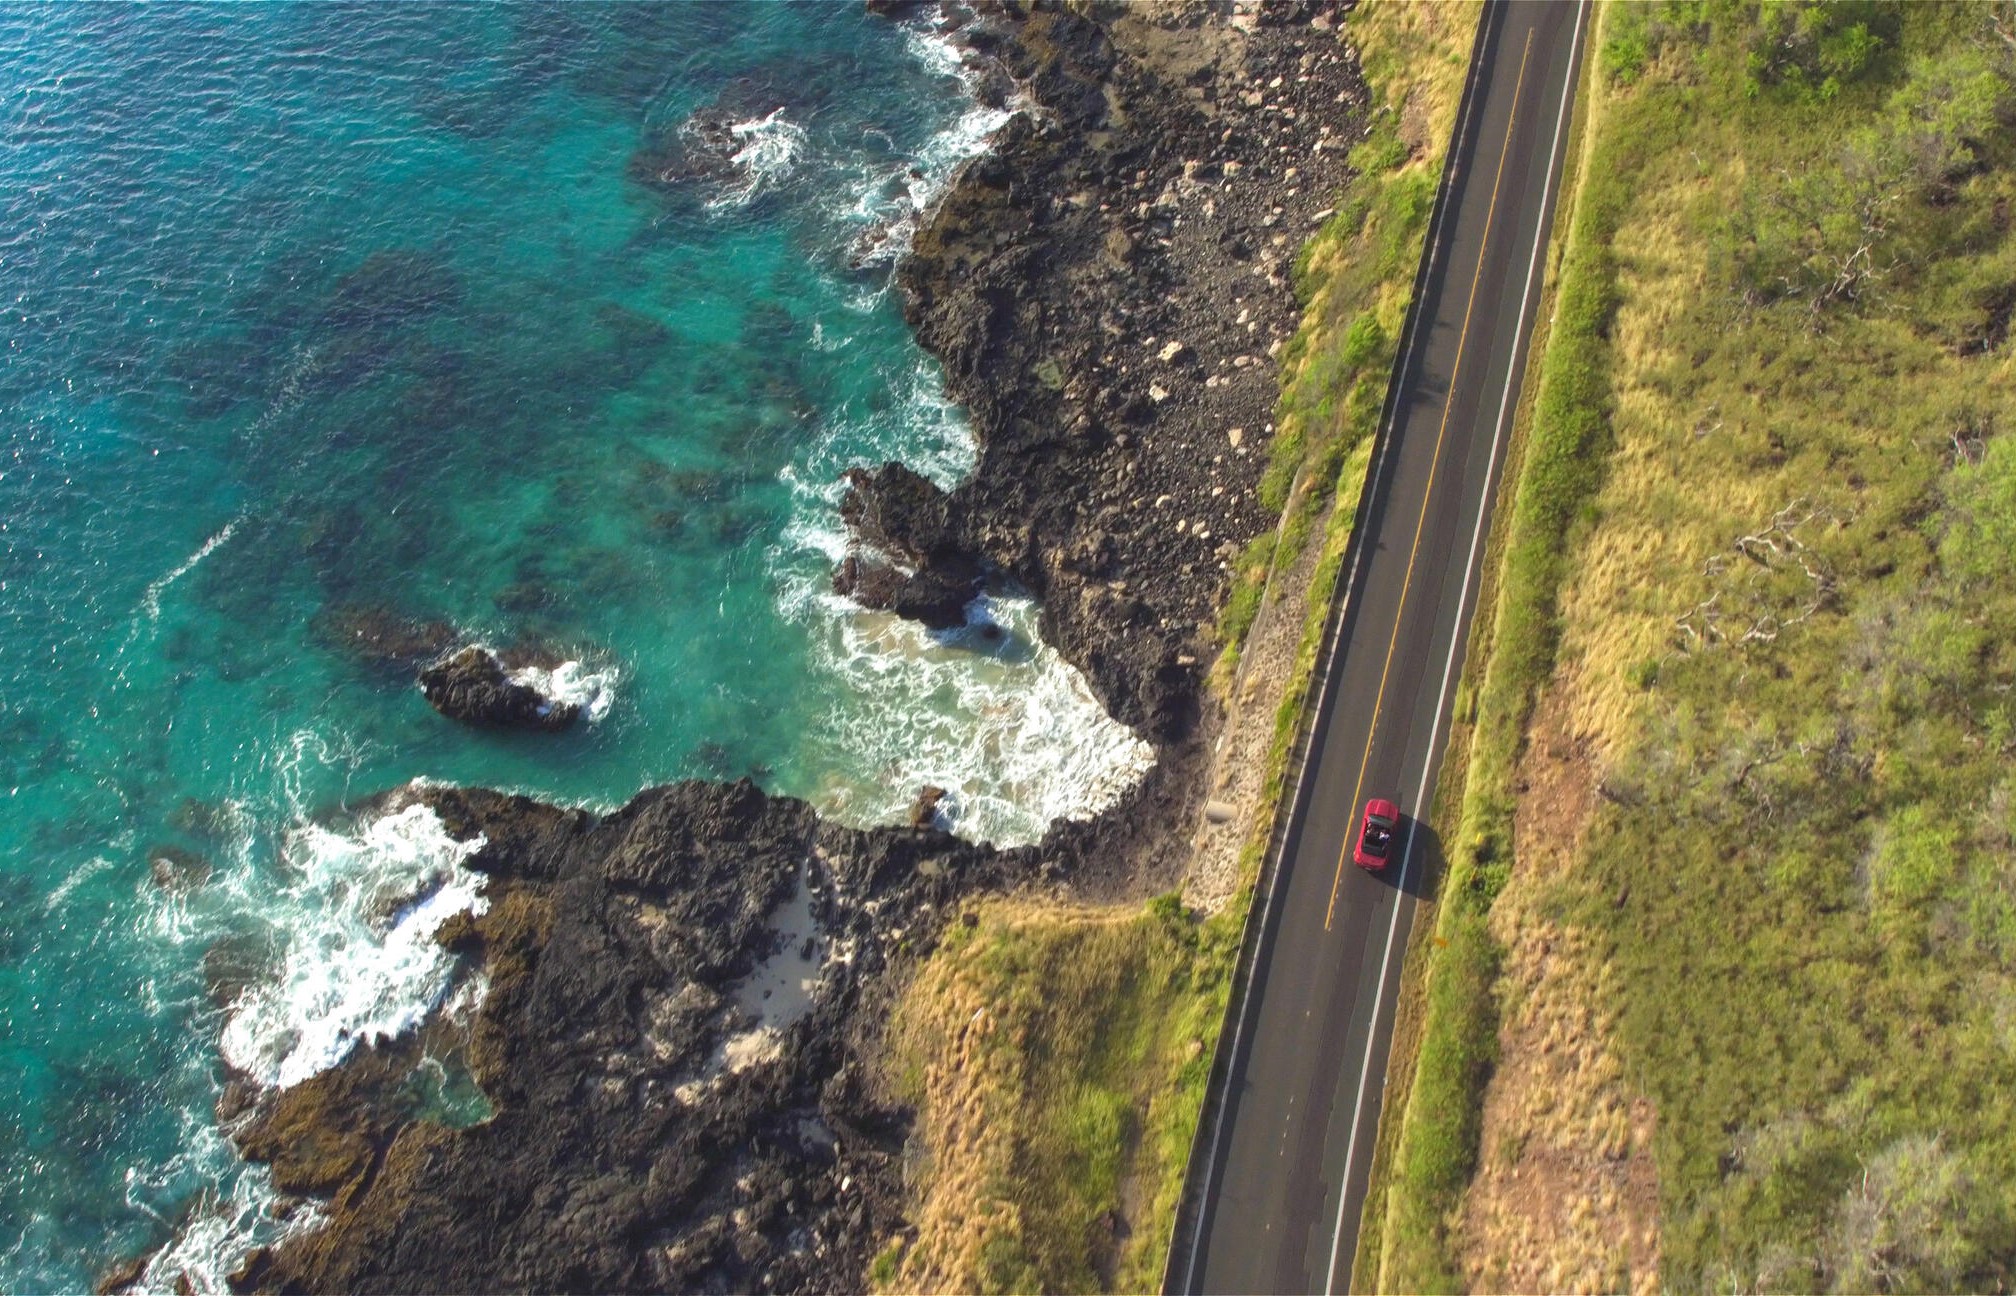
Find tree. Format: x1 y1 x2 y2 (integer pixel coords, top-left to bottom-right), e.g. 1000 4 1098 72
1745 0 1897 102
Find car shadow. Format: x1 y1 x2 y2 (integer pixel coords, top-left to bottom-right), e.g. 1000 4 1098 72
1384 814 1444 903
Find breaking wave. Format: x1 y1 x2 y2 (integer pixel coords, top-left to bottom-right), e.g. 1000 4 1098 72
829 21 1019 268
138 766 490 1292
506 658 619 725
707 109 807 211
215 801 488 1090
776 386 1153 848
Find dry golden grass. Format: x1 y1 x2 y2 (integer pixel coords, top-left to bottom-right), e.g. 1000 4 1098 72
1456 689 1659 1296
872 897 1234 1294
1352 0 1482 157
1441 0 2016 1287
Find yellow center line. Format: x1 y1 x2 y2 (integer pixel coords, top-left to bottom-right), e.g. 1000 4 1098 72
1326 27 1535 931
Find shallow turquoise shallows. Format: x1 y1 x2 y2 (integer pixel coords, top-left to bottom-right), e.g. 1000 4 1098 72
0 5 1150 1288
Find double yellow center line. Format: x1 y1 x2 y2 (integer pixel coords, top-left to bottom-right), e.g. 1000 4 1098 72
1325 28 1536 931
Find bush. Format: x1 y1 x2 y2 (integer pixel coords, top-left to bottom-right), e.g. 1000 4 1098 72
1822 1136 2013 1293
1338 312 1386 371
1744 0 1897 102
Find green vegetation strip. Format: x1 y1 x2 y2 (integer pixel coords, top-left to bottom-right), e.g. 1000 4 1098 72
879 898 1242 1295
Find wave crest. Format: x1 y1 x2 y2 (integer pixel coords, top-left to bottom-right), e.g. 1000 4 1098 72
706 109 806 211
216 801 488 1091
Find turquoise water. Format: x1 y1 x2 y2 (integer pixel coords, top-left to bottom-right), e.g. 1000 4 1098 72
0 6 1150 1290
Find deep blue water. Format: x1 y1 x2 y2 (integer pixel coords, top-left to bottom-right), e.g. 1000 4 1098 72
0 6 1149 1290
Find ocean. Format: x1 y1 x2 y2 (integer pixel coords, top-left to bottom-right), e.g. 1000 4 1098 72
0 6 1151 1290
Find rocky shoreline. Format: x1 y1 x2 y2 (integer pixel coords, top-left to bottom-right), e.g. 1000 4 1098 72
145 4 1371 1291
868 0 1366 762
215 780 1029 1293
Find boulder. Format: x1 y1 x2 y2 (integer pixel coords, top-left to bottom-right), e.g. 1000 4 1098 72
418 646 579 732
833 553 982 631
833 464 986 630
908 785 949 829
148 844 212 893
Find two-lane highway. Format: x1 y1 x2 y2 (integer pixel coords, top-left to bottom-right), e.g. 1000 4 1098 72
1174 3 1589 1291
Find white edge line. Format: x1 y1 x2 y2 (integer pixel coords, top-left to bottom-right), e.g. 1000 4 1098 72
1322 2 1590 1291
1173 8 1500 1290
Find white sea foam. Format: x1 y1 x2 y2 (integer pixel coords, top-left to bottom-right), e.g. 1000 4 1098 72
898 22 1020 214
776 447 1154 847
829 21 1018 269
216 801 488 1090
780 574 1155 846
137 752 494 1291
708 109 807 211
791 356 976 493
126 1113 323 1296
138 519 237 622
43 854 111 911
505 658 618 724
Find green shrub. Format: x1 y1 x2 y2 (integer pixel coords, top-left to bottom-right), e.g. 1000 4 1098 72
1338 312 1386 371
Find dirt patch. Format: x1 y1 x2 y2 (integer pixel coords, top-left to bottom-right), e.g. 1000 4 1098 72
1456 681 1660 1294
1508 682 1601 883
1185 526 1321 911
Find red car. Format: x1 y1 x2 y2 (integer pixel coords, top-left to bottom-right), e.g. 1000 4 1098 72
1352 798 1401 870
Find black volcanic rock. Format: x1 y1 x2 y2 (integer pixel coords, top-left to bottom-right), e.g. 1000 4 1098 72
224 780 1026 1295
629 105 749 193
837 463 958 558
908 785 948 829
886 1 1367 744
834 464 986 628
832 552 982 630
419 646 578 731
147 844 212 893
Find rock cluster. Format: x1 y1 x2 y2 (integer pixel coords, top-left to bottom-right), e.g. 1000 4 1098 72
630 105 766 195
315 604 603 733
850 0 1368 748
220 780 1026 1294
832 464 986 629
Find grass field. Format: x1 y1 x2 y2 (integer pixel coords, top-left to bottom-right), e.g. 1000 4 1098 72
872 898 1240 1294
1378 0 2016 1288
866 4 1481 1290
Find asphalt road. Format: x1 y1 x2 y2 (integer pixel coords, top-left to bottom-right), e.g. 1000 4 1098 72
1174 3 1589 1291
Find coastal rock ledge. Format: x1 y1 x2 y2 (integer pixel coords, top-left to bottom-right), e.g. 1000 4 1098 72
215 779 1029 1294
